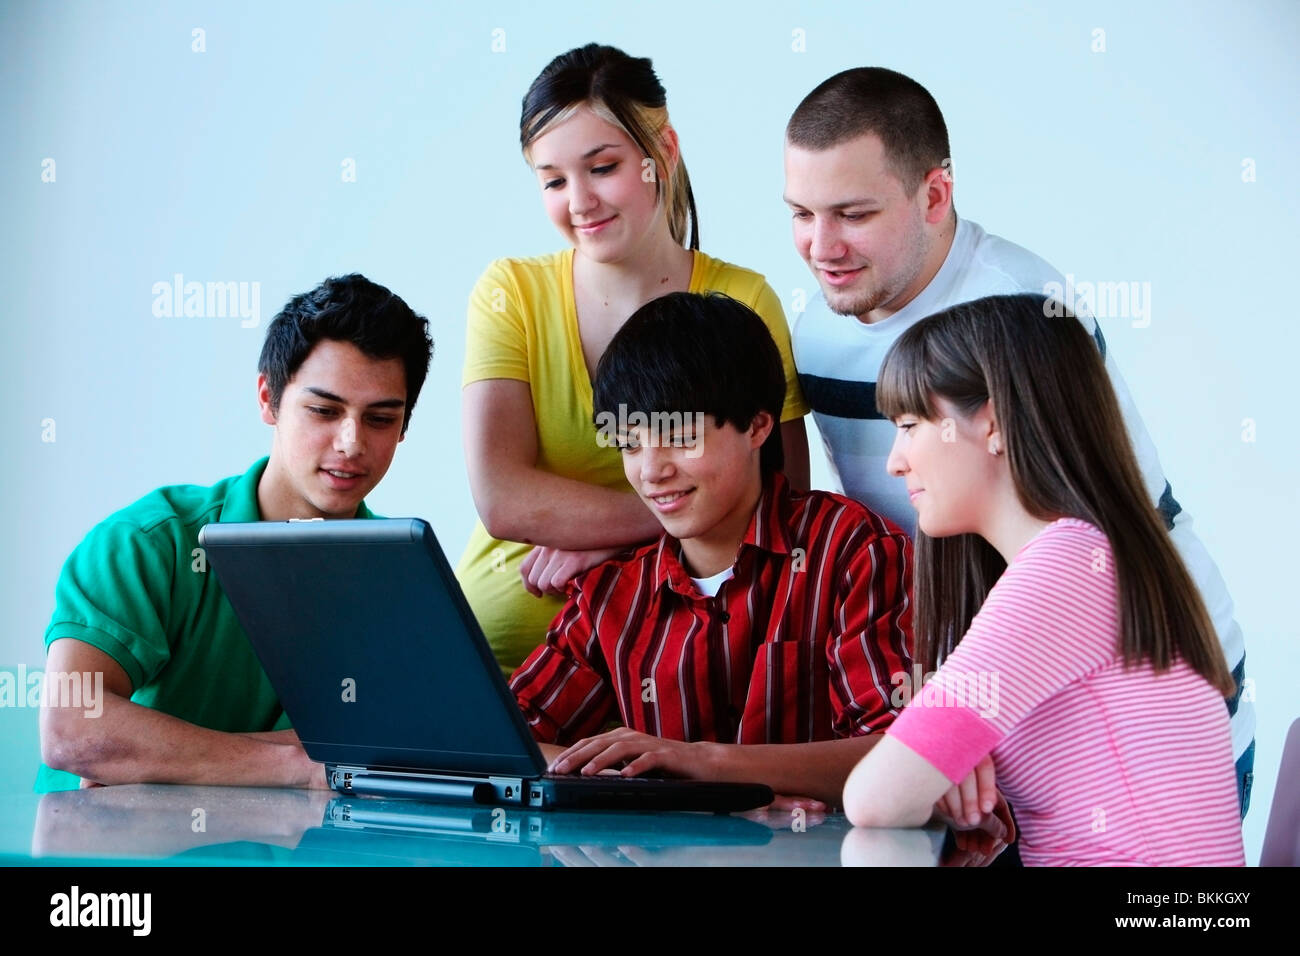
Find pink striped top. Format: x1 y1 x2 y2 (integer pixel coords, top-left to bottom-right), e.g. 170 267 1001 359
888 519 1244 866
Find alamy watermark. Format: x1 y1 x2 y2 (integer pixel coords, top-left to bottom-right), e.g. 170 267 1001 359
151 273 260 328
50 886 150 935
0 666 104 718
890 663 1000 718
594 404 707 458
1042 275 1151 328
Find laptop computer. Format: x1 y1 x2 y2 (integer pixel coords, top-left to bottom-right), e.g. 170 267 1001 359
198 517 773 813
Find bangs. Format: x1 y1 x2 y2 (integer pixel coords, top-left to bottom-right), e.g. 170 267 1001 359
876 332 939 421
596 361 704 423
522 102 583 157
522 98 645 161
591 292 785 448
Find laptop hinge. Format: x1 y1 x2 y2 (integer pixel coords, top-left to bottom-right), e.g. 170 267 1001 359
329 766 535 806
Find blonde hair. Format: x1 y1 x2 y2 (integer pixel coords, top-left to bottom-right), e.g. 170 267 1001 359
520 44 698 250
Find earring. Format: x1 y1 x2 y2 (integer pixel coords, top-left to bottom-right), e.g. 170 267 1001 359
989 441 1002 456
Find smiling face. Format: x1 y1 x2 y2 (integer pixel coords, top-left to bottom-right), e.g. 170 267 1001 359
256 339 407 521
528 105 669 264
885 396 1003 539
618 411 772 577
784 132 951 323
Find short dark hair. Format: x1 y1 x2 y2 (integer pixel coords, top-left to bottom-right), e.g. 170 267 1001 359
592 292 785 475
786 67 951 195
258 274 433 435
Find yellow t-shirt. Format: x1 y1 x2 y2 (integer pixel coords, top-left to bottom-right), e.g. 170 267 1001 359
456 247 810 674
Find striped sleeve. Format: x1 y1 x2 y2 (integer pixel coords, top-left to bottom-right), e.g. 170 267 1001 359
888 522 1119 782
508 570 617 745
826 517 914 737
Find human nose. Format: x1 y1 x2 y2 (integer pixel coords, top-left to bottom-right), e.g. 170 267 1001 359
569 176 599 217
809 217 844 263
885 430 908 477
639 442 676 485
335 416 363 457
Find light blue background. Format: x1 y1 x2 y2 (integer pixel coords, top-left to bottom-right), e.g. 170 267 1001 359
3 0 1295 864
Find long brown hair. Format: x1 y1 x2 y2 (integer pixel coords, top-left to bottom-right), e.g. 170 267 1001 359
876 294 1233 696
520 43 698 250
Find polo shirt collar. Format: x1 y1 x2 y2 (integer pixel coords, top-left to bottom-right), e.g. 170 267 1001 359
651 471 793 597
217 456 376 523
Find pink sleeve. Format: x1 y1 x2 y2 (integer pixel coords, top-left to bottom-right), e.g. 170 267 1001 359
888 684 1004 783
886 521 1119 783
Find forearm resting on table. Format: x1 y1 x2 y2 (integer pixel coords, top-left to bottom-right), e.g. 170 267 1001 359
42 695 319 787
41 639 320 788
842 733 956 828
701 734 886 808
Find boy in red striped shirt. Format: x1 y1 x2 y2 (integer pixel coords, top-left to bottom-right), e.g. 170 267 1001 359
509 292 913 806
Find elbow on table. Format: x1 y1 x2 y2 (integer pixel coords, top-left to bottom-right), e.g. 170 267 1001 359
844 794 886 829
40 714 105 780
843 789 932 829
40 700 137 783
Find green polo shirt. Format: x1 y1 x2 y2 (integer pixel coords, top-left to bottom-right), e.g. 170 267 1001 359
36 457 376 791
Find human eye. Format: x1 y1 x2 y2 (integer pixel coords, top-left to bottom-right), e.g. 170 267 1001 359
591 163 618 175
367 414 399 428
894 419 917 432
790 209 812 221
542 176 565 190
842 210 873 222
615 435 640 453
308 406 338 418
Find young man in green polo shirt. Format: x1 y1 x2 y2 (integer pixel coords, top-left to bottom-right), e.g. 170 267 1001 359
38 274 433 791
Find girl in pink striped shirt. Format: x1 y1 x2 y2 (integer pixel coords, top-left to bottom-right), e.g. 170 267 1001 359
841 293 1244 866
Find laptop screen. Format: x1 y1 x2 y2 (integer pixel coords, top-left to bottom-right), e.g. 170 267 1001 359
200 518 545 778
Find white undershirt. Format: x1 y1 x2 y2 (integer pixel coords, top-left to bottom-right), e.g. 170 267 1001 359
690 565 735 598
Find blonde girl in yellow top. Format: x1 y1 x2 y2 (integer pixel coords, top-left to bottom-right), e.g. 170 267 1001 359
458 43 810 674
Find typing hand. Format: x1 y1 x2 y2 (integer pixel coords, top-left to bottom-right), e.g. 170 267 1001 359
548 728 707 779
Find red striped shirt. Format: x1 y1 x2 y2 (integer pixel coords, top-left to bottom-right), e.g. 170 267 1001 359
510 472 913 746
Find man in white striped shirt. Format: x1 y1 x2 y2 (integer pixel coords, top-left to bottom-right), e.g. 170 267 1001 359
781 67 1254 820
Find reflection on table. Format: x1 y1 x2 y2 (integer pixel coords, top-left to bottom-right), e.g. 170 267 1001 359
19 785 947 866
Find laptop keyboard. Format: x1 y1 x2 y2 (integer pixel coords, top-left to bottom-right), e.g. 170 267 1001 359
544 770 678 785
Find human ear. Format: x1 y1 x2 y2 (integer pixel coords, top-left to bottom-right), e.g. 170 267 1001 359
922 162 954 226
257 373 278 426
660 124 682 173
749 409 776 450
977 400 1004 457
